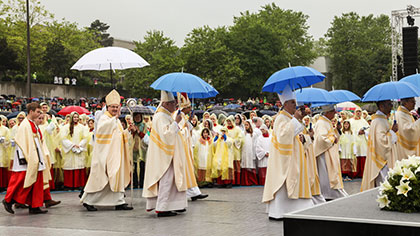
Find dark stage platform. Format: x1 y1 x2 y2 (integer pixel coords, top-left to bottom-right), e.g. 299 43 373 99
283 188 420 236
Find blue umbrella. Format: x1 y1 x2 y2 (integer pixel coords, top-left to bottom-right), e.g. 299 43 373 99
224 104 241 109
295 88 338 104
329 90 361 103
262 66 325 93
361 81 420 102
150 72 218 98
147 106 157 111
400 74 420 88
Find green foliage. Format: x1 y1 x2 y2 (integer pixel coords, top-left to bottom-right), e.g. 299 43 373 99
0 37 21 76
181 26 243 97
325 12 392 96
225 3 316 97
88 19 114 47
123 30 183 97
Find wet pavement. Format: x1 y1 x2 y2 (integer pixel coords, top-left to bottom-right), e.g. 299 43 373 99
0 179 362 236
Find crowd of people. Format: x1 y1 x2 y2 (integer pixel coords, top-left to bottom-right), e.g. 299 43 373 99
1 86 418 219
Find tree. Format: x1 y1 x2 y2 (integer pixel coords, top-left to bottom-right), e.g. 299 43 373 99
43 38 72 77
181 26 243 97
225 3 316 97
123 30 183 97
325 12 391 95
88 19 114 47
1 0 54 27
0 37 21 78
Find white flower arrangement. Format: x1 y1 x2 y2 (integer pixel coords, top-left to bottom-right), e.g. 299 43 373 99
377 155 420 212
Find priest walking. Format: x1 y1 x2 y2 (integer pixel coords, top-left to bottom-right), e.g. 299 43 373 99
2 102 51 214
81 90 133 211
143 91 188 217
313 105 348 200
262 85 313 220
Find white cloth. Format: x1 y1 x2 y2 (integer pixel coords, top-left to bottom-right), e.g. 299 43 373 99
186 187 202 198
316 154 348 200
374 165 389 187
241 132 257 169
267 185 313 219
255 134 270 168
311 194 326 205
94 106 106 136
81 183 125 206
146 162 187 211
12 138 46 172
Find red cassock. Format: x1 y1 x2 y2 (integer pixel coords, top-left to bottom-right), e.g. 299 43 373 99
258 167 267 186
63 169 87 188
4 120 46 208
240 169 258 186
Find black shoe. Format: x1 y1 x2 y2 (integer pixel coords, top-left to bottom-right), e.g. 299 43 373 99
115 204 133 211
2 199 14 214
191 194 209 201
29 207 48 214
269 217 283 221
157 211 177 217
44 200 61 208
78 190 84 199
15 203 29 209
83 203 97 211
174 209 186 213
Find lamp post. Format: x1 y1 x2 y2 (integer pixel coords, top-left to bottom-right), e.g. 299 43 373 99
26 0 31 97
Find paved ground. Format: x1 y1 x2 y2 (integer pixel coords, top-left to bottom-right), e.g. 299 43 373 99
0 180 362 236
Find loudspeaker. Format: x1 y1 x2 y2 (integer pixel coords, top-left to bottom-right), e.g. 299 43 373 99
403 26 418 76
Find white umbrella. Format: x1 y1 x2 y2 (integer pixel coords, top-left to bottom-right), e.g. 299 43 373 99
336 101 360 111
71 46 149 87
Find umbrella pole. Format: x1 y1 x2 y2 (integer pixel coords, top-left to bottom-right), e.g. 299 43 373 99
110 63 114 89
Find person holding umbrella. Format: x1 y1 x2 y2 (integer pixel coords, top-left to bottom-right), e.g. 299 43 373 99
143 90 187 217
81 90 134 211
360 100 398 191
262 85 313 220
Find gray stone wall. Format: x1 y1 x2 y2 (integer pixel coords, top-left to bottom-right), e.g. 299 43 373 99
0 81 117 99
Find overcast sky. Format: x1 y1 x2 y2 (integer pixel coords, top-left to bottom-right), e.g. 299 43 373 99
41 0 418 46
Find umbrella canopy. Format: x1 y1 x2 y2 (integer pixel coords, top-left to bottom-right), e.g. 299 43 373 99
400 74 420 88
208 110 228 116
295 88 338 104
259 110 278 116
329 90 361 103
121 105 155 115
361 104 378 113
361 81 420 102
151 72 219 98
224 104 241 109
336 102 361 111
71 47 149 71
147 106 157 112
6 111 24 119
57 106 91 116
262 66 325 93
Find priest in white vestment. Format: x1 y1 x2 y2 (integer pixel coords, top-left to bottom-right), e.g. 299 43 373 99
313 105 348 200
262 85 313 220
81 90 133 211
361 100 398 191
176 92 208 201
395 97 420 161
143 91 188 217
